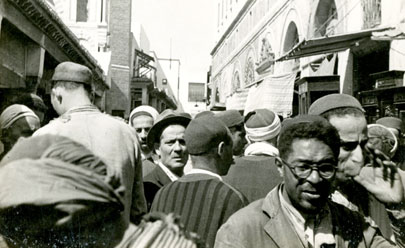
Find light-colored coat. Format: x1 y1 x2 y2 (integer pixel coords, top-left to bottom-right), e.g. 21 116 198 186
34 105 146 224
215 184 396 248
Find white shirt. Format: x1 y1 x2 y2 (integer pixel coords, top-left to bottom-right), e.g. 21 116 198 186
157 162 179 182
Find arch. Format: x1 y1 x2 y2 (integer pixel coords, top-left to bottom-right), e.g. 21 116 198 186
244 46 256 87
279 8 303 56
231 60 242 94
312 0 338 37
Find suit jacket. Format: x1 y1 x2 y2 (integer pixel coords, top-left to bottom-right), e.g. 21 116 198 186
223 155 282 203
215 184 396 248
143 165 172 210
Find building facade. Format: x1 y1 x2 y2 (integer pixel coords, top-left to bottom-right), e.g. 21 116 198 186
0 0 107 120
210 0 405 123
51 0 178 118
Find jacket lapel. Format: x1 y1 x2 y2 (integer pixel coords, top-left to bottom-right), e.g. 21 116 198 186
262 186 306 248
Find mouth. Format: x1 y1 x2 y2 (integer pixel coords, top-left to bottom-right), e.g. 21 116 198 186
302 191 321 199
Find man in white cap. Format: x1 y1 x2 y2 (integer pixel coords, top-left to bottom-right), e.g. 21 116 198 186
223 108 283 203
129 105 159 177
0 104 40 160
34 61 146 225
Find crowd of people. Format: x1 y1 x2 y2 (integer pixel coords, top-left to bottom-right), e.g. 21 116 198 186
0 61 404 248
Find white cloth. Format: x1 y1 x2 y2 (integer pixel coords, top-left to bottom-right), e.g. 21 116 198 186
0 104 39 130
186 168 223 181
244 142 279 157
245 115 281 143
129 105 159 126
157 162 179 182
279 187 335 248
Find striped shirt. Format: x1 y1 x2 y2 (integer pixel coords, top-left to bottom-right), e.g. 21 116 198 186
150 173 248 247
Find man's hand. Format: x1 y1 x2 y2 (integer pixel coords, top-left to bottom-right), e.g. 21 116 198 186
353 144 404 204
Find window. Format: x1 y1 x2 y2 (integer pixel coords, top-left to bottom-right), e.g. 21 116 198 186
76 0 89 22
188 82 205 102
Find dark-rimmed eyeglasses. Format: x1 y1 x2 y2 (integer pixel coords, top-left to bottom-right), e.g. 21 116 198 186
278 157 337 179
340 138 368 152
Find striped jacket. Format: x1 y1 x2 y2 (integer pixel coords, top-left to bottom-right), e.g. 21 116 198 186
150 173 248 247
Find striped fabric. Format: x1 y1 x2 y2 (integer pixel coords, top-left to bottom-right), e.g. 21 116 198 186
150 173 248 247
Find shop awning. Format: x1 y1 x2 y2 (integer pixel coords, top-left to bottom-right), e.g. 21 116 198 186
277 27 392 62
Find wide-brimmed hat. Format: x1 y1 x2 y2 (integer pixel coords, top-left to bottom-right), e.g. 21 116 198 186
147 109 191 149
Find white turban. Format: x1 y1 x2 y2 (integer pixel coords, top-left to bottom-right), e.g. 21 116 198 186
129 105 159 127
244 109 281 143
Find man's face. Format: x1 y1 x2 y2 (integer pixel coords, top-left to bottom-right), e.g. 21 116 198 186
283 139 336 214
230 125 247 156
131 115 154 153
329 115 367 182
4 116 40 147
156 124 188 176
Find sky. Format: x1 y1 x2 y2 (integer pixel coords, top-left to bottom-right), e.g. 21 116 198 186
133 0 215 110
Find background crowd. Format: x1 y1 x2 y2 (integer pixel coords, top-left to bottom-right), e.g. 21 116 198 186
0 61 404 248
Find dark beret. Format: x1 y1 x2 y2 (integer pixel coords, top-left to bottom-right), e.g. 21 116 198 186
52 62 92 85
185 115 231 155
215 110 243 128
308 93 365 115
147 109 191 149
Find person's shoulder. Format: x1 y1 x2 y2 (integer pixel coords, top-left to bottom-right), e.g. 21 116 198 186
221 198 265 227
221 180 249 203
33 118 64 136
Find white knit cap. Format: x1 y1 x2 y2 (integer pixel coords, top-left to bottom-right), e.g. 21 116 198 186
0 104 40 130
129 105 159 126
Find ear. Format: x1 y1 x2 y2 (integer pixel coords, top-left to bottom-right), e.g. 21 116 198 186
51 87 63 104
217 141 225 157
275 157 284 177
154 143 161 157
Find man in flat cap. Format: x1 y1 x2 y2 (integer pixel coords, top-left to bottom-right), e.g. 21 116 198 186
143 109 191 209
151 115 247 247
215 115 400 248
0 104 40 160
224 108 283 203
216 109 247 157
309 93 405 244
34 61 146 225
129 105 159 177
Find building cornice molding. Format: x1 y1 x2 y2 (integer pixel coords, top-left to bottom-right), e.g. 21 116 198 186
8 0 108 90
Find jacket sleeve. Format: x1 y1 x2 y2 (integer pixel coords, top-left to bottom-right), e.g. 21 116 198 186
214 220 248 248
130 136 147 224
385 203 405 248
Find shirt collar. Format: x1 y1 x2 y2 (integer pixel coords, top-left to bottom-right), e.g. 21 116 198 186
157 162 179 182
186 168 222 181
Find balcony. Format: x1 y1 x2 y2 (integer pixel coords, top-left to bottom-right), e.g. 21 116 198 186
132 49 156 87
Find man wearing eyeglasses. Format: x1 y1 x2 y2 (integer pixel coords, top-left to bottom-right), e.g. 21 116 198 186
215 115 399 248
308 93 404 245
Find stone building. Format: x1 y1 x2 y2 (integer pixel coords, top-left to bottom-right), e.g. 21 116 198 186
210 0 405 123
0 0 107 120
51 0 178 118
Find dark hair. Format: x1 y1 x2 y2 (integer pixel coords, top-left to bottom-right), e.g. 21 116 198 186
321 107 365 121
277 119 340 160
52 81 93 97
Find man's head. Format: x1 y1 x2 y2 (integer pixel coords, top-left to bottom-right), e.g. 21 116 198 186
185 115 233 175
50 62 93 115
309 94 367 183
376 116 403 140
276 115 340 214
244 108 281 144
12 93 47 123
129 106 159 154
215 110 246 156
147 109 191 176
0 104 40 150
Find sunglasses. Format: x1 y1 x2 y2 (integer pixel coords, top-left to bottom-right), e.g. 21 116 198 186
340 138 368 152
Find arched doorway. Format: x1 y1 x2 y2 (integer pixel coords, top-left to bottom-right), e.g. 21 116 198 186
283 22 299 54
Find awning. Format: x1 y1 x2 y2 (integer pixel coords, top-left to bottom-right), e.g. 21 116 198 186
277 27 392 62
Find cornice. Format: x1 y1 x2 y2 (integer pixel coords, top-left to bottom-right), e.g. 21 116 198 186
8 0 108 89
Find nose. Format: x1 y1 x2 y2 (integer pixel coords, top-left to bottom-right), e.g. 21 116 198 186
351 144 364 164
139 129 147 140
306 169 322 184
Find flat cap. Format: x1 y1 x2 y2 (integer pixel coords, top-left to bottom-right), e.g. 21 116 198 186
147 109 191 149
185 115 231 155
308 93 365 115
52 62 92 85
215 110 243 128
376 117 403 132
